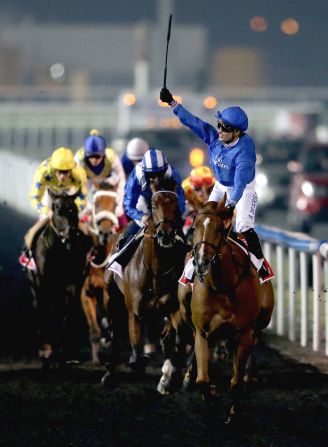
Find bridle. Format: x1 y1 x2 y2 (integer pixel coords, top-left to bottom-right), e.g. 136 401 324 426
91 190 118 236
150 190 184 243
192 211 231 282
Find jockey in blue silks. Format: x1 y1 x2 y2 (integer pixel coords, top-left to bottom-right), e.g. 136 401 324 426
160 86 274 283
114 148 186 254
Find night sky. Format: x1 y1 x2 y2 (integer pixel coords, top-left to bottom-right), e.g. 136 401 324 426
1 0 328 86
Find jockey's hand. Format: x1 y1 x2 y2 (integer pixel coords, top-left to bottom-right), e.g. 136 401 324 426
226 203 236 216
115 204 124 218
160 87 174 105
141 214 152 227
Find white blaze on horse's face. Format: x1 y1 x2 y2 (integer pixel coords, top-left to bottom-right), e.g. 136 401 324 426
199 217 211 258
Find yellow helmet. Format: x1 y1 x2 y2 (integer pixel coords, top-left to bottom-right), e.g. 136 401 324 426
50 147 75 170
189 165 215 188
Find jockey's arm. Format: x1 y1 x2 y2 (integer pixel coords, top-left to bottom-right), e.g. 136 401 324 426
74 166 88 214
29 165 50 216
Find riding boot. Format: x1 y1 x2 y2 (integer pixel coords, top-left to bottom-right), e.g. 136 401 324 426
114 230 130 253
241 228 264 260
241 229 269 277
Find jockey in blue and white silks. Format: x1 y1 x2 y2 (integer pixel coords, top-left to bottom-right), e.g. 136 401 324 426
113 148 185 254
159 86 275 283
124 149 185 226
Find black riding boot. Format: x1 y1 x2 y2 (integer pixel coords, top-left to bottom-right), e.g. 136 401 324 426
115 230 130 253
241 228 264 260
242 229 274 282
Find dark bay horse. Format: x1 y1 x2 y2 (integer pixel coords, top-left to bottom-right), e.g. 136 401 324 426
180 195 274 423
81 183 122 364
102 177 188 392
27 190 93 367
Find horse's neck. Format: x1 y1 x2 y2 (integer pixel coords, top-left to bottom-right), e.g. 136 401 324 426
208 241 249 289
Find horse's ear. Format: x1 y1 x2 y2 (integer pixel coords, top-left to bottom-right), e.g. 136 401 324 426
190 189 203 211
218 192 227 209
149 179 156 194
70 188 81 201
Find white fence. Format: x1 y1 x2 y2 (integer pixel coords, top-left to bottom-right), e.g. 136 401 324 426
257 225 328 355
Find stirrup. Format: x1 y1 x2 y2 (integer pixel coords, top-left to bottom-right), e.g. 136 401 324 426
259 259 275 284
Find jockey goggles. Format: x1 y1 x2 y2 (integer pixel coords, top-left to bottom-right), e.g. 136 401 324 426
217 120 235 133
87 154 102 160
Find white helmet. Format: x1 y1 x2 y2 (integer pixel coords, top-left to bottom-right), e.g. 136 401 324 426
126 138 149 161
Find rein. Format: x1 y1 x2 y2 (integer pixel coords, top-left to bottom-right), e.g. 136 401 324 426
192 210 231 283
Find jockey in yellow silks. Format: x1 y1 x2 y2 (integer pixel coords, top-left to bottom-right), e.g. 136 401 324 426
74 129 126 225
29 146 88 218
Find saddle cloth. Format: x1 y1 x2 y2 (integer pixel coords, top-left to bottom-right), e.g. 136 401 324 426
178 234 275 287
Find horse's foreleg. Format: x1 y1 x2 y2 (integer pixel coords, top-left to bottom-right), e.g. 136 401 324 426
81 283 101 365
127 311 147 373
227 329 253 424
194 328 218 399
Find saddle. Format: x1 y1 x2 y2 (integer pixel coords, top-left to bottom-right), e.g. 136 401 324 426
179 233 275 286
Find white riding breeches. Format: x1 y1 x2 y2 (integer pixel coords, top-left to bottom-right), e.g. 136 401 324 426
208 180 257 233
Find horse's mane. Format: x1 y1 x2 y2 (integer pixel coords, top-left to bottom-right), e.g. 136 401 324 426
199 200 225 215
150 176 178 193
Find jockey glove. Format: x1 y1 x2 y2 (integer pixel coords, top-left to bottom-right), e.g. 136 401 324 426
226 203 236 216
160 87 174 105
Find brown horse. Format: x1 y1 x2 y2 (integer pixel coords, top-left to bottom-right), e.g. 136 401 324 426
102 177 188 392
80 183 122 364
179 194 274 423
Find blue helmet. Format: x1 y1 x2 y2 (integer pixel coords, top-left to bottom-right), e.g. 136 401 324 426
215 106 248 131
84 129 106 157
142 148 168 174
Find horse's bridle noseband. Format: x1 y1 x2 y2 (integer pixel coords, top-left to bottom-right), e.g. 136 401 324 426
192 211 231 281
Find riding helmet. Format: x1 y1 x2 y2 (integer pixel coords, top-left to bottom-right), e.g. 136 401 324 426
142 148 168 173
84 129 106 157
127 137 149 161
215 106 248 131
50 147 75 170
189 165 215 187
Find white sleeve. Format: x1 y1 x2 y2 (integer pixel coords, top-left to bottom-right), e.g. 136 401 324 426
208 181 226 202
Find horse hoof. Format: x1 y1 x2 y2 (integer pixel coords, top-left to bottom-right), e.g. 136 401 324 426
196 382 218 401
128 355 149 374
101 371 116 390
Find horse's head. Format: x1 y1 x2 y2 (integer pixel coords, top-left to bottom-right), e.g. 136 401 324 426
92 182 118 245
192 194 234 281
49 190 79 240
149 177 182 248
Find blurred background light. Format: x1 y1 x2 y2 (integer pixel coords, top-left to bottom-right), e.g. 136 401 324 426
281 18 300 35
189 147 205 167
49 63 65 81
249 16 268 32
203 96 217 109
122 93 136 106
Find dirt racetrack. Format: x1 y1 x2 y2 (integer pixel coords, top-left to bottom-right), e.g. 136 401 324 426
1 203 328 447
1 336 328 447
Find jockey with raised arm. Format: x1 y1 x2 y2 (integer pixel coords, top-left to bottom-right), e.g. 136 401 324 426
75 129 126 225
160 87 274 283
111 148 186 259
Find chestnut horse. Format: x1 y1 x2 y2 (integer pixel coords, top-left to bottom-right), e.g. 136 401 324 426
181 195 274 423
26 190 93 367
102 177 188 392
80 183 122 364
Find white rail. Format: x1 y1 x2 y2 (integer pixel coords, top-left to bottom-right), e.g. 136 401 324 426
257 225 328 355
